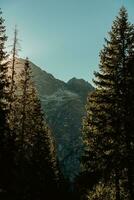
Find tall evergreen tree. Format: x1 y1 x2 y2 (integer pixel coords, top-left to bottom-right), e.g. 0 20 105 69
28 86 59 200
14 58 61 200
0 9 15 199
82 7 134 200
0 9 9 139
9 26 20 129
8 29 20 181
9 26 18 107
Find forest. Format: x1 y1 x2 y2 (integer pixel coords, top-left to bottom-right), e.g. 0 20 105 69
0 6 134 200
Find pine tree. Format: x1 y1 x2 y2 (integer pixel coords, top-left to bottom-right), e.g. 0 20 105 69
9 26 20 132
14 58 33 200
82 7 134 200
9 26 18 107
0 9 16 199
14 58 60 200
0 9 9 139
28 87 59 200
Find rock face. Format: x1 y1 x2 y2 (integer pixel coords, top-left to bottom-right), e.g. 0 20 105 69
13 58 94 180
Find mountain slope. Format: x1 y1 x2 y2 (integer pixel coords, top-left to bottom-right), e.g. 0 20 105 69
13 58 94 180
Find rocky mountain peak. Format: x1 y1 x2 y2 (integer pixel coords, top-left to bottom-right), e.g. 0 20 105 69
67 77 94 101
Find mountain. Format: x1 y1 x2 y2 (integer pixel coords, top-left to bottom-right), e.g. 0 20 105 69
13 58 94 180
67 77 93 101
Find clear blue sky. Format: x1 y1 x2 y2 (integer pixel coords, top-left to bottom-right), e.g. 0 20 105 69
1 0 134 83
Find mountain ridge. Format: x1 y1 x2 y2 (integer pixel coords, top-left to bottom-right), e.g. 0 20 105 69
12 58 94 180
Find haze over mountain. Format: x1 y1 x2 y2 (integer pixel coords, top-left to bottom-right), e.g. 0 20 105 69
13 58 94 180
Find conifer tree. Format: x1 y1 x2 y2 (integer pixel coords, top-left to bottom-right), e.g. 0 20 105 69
0 9 15 199
0 9 9 140
15 58 33 199
9 26 20 131
8 29 21 184
82 7 134 200
28 86 59 200
9 26 18 107
14 58 60 200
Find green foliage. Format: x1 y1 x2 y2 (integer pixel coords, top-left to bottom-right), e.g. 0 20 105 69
0 9 9 130
82 6 134 200
87 182 116 200
11 58 60 199
0 8 79 200
0 9 16 199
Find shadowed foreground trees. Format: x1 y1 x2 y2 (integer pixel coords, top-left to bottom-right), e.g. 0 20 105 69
0 9 16 199
8 58 76 200
1 5 134 200
15 58 60 200
0 10 74 200
82 7 134 200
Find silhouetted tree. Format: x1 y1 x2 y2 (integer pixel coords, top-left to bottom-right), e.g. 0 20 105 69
28 87 59 199
13 58 61 200
8 26 20 132
0 9 16 200
82 7 134 200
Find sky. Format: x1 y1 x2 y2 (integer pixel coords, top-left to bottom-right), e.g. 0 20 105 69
1 0 134 83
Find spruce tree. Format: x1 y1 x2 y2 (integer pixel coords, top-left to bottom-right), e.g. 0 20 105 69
82 7 134 200
0 9 9 139
9 26 20 131
8 30 20 186
0 9 15 199
15 58 34 199
9 26 18 107
28 86 59 200
14 58 60 200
